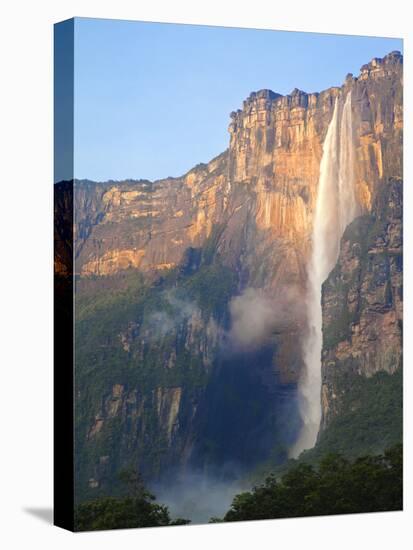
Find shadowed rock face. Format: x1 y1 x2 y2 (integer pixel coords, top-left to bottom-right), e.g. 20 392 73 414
317 51 403 433
54 51 402 499
320 178 403 431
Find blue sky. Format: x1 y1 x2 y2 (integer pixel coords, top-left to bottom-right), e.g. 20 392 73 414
73 18 402 182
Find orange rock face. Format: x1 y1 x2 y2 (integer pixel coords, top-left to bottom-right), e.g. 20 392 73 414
58 51 402 494
69 53 402 292
57 51 402 392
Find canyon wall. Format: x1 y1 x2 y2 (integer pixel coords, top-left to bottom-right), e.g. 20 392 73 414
319 52 403 432
72 52 402 288
55 51 403 500
320 178 402 431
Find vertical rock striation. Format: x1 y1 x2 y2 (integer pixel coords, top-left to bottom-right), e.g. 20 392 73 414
318 52 403 434
320 178 402 431
58 51 403 498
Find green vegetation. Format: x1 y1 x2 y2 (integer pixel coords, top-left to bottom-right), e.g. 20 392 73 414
251 369 402 483
74 233 238 501
75 494 171 531
175 224 236 318
323 178 402 352
75 445 403 529
74 469 190 531
322 216 370 350
221 444 402 522
311 369 402 461
182 263 235 318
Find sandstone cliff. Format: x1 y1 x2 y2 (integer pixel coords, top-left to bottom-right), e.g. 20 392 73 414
317 51 403 433
55 51 403 499
320 178 402 431
71 52 402 284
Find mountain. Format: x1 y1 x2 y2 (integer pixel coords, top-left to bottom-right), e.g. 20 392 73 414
54 51 402 502
317 177 402 454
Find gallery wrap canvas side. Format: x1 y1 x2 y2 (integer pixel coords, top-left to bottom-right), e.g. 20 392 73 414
54 17 403 532
54 18 74 531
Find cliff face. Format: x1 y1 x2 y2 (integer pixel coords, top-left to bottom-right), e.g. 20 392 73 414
320 178 402 431
74 151 229 276
59 51 403 500
225 51 402 267
318 52 403 432
71 52 402 287
79 292 223 488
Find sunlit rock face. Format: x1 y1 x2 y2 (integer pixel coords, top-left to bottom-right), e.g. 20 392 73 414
71 51 402 288
317 51 403 434
226 51 402 258
54 52 402 499
73 151 230 276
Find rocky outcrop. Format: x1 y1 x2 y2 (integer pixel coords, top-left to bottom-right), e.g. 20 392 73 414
74 152 229 276
320 178 402 430
67 51 402 286
65 51 403 498
317 52 403 435
86 382 186 487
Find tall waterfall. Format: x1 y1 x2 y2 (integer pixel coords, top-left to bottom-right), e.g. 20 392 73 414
290 92 358 457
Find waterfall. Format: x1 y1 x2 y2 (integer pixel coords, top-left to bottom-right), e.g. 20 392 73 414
338 93 358 233
290 91 358 457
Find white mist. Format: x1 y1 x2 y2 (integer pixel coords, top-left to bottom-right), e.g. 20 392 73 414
290 92 358 457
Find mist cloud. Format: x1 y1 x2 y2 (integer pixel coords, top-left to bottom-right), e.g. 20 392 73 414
154 470 245 524
147 291 199 338
227 286 301 350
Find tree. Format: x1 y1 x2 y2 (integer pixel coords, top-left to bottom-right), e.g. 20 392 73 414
74 467 190 531
222 445 402 522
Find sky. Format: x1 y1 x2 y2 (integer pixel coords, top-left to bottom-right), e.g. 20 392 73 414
71 18 403 183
